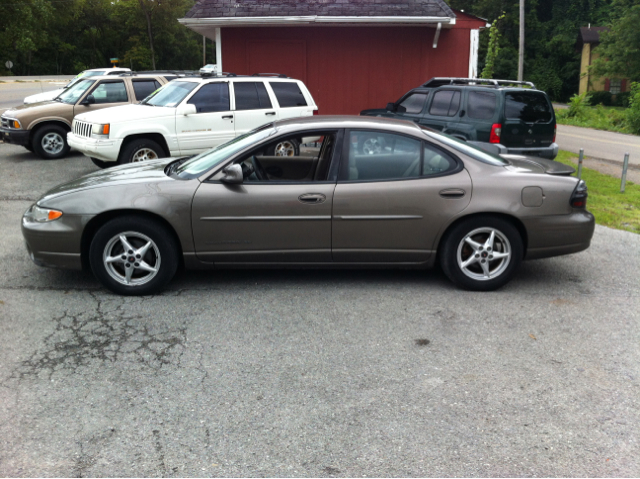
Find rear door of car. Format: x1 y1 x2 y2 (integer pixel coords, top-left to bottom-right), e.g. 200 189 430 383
231 80 278 135
454 89 500 142
331 129 472 263
501 90 555 148
419 89 462 134
268 81 315 120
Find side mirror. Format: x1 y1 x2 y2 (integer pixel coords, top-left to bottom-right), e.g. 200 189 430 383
81 95 95 106
220 164 243 184
177 103 197 116
386 102 396 112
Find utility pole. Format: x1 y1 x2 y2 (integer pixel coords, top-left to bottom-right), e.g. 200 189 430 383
518 0 524 81
202 36 206 66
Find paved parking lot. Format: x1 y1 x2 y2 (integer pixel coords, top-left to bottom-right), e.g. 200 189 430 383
0 142 639 477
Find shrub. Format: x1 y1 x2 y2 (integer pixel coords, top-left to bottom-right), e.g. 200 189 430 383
613 91 631 108
567 92 590 118
626 82 640 134
588 90 613 106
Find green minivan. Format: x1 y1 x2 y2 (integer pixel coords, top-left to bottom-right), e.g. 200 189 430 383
361 77 558 159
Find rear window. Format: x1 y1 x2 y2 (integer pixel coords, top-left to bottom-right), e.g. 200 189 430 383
467 91 496 120
429 90 460 117
269 82 307 107
505 92 552 123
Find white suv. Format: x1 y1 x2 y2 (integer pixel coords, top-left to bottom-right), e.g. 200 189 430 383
68 75 318 167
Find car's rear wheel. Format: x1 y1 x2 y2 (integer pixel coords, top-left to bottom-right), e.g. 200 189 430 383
118 138 165 165
32 125 70 159
439 216 523 291
358 134 385 155
89 216 179 295
268 139 299 157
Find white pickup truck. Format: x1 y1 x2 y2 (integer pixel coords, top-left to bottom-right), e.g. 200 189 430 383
68 75 318 167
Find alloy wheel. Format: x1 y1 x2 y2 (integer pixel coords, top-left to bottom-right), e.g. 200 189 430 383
131 148 159 162
102 231 161 286
456 227 512 281
41 132 65 155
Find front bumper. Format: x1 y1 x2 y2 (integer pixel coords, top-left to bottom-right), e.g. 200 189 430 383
523 210 595 260
470 141 559 160
0 127 30 146
67 132 122 162
22 210 93 270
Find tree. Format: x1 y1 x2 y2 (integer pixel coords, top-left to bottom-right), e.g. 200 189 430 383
481 13 505 79
591 4 640 81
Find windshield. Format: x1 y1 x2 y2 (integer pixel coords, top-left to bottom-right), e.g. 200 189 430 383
421 127 509 166
56 79 95 104
142 81 198 107
61 70 104 91
176 125 277 178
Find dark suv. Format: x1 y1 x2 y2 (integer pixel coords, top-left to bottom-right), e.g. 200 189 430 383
361 77 558 159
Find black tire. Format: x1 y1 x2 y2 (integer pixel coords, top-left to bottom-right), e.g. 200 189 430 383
118 138 166 165
90 157 112 169
32 124 70 159
439 216 523 291
89 216 179 296
267 138 299 157
358 134 386 155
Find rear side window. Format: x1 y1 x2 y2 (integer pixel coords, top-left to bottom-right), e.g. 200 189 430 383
132 80 161 101
269 82 307 107
505 92 552 123
429 90 460 117
423 143 458 176
398 93 428 114
234 82 273 110
188 83 230 113
467 91 497 119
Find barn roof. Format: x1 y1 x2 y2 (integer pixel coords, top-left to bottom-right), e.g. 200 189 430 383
183 0 456 20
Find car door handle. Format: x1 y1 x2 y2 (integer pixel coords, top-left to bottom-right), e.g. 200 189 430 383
222 115 234 120
265 111 276 116
439 188 466 198
298 193 326 204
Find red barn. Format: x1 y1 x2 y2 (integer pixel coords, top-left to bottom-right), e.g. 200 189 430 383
179 0 487 115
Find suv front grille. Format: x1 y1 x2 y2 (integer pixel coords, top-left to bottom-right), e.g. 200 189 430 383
74 120 92 138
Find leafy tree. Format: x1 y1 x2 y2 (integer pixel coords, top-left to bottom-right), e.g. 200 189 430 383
481 13 505 79
591 4 640 81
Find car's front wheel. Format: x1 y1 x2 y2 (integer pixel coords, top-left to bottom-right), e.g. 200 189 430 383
118 138 166 165
439 216 523 291
32 125 70 159
89 216 179 295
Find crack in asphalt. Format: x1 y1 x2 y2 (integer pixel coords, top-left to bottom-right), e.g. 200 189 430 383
7 292 187 381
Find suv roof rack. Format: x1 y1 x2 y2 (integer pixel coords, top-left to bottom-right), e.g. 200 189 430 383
421 77 536 89
200 71 238 78
251 73 289 78
118 70 200 77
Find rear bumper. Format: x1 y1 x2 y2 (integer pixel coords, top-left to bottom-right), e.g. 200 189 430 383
0 127 30 146
67 132 121 162
470 141 559 160
523 210 595 260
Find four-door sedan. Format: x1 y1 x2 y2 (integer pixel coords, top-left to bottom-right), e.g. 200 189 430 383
22 116 595 295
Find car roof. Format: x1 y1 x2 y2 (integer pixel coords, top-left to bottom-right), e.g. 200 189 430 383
273 115 423 136
79 73 166 80
176 76 303 84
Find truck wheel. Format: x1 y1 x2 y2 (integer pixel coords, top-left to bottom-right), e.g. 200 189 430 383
32 125 70 159
118 138 166 165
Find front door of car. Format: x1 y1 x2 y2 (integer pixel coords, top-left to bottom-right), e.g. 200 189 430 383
231 81 279 135
74 79 130 116
332 130 472 263
176 82 235 154
393 91 430 123
191 131 341 264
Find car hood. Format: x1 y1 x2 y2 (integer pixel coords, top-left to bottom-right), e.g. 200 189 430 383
2 100 70 118
503 155 576 176
24 89 64 104
74 103 175 123
38 158 178 204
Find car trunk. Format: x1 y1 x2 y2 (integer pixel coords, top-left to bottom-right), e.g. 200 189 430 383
500 91 555 149
503 155 576 176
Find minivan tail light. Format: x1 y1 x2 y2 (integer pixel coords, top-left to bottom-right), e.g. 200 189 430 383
553 124 557 143
490 123 502 143
570 179 588 208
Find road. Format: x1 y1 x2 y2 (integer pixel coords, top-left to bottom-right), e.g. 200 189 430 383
556 124 640 167
0 142 639 476
0 81 68 113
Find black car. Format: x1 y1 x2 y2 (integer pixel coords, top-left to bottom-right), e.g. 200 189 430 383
361 77 558 159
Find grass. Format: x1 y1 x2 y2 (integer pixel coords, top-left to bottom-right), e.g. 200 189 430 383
555 150 640 234
555 105 631 134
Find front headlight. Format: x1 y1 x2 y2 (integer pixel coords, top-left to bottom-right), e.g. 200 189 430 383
23 204 63 223
91 123 110 139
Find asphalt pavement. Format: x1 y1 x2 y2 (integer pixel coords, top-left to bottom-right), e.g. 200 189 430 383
0 142 639 476
556 124 640 167
0 81 69 113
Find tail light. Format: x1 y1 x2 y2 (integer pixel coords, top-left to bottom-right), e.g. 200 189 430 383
570 179 588 208
553 124 557 143
313 109 319 116
489 123 502 144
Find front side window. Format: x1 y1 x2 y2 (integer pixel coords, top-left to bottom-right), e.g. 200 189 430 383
343 131 421 181
429 90 461 117
142 81 198 107
505 92 552 123
467 91 497 120
188 83 230 113
269 82 307 107
57 79 95 104
132 80 161 101
90 81 128 104
234 82 272 110
397 93 428 114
